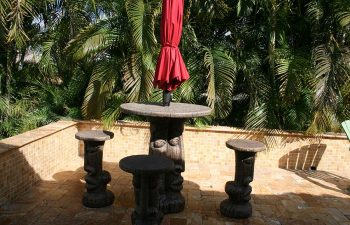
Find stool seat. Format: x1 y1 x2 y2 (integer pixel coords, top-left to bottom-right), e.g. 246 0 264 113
120 155 174 225
75 130 114 142
226 139 265 152
120 155 174 175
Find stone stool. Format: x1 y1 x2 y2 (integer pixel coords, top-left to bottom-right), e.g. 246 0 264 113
220 139 265 219
119 155 174 225
75 130 115 208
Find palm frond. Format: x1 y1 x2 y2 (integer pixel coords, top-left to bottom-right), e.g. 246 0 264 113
123 52 154 102
312 45 336 110
174 52 203 104
275 49 313 101
245 103 268 129
101 92 126 128
0 0 10 27
306 1 324 27
0 96 10 118
66 20 119 61
334 0 350 27
336 12 350 27
39 37 58 76
192 0 230 20
149 89 163 103
204 47 237 119
125 0 160 52
6 0 36 47
308 42 350 133
82 60 117 119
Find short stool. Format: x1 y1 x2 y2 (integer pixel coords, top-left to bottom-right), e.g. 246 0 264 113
220 139 265 219
75 130 115 208
119 155 174 225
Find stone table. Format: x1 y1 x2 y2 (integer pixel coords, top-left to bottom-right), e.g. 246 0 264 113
220 139 265 218
75 130 115 208
121 102 211 214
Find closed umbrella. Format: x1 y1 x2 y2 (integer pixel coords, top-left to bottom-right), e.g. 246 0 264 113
154 0 189 105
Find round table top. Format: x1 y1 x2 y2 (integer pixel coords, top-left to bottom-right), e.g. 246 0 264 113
226 139 266 152
120 102 212 118
119 155 174 175
75 130 114 142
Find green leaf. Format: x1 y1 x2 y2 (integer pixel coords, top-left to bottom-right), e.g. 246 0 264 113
82 60 117 119
204 47 237 119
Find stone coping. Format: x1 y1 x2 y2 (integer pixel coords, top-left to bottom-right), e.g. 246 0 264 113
78 120 348 140
0 120 78 155
0 119 347 156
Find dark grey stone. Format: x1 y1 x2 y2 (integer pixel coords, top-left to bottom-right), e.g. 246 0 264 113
226 139 266 152
149 118 185 214
120 102 212 214
75 130 114 142
119 155 174 225
119 155 174 175
75 130 115 208
220 139 265 219
120 102 211 118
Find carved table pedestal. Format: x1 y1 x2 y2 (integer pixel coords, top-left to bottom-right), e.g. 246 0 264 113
220 139 265 219
121 103 211 214
75 130 115 208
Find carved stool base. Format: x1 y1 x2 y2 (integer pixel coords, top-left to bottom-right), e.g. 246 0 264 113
75 130 115 208
83 190 115 208
159 192 185 214
220 139 265 219
131 209 163 225
220 199 252 219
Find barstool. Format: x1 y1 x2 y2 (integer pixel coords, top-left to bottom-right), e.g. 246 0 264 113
119 155 174 225
220 139 265 219
75 130 115 208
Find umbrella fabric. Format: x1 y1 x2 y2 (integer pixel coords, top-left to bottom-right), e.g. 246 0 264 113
153 0 189 91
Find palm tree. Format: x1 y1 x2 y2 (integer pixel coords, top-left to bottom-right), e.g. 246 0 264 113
0 0 37 120
1 0 349 137
306 0 350 133
65 0 161 126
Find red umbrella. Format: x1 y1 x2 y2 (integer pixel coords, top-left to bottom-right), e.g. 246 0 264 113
153 0 189 92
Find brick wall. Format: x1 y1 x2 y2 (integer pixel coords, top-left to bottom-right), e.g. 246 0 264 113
0 121 79 205
78 121 350 173
0 120 349 205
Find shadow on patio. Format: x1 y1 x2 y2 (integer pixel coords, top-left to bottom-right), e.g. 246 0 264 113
0 160 349 225
279 144 350 195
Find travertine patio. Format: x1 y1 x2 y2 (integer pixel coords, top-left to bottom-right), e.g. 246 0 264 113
0 121 349 225
0 159 349 225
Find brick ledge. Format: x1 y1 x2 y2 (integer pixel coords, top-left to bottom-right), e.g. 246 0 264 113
0 120 78 155
77 120 348 140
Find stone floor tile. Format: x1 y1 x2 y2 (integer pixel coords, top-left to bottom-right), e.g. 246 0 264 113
0 165 349 225
327 208 350 223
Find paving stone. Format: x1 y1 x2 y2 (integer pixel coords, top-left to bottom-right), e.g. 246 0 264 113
0 165 349 225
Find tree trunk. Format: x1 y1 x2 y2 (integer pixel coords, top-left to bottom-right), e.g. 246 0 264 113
268 0 282 128
5 47 12 118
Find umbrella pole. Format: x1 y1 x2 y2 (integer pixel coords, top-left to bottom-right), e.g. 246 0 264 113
163 90 172 106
